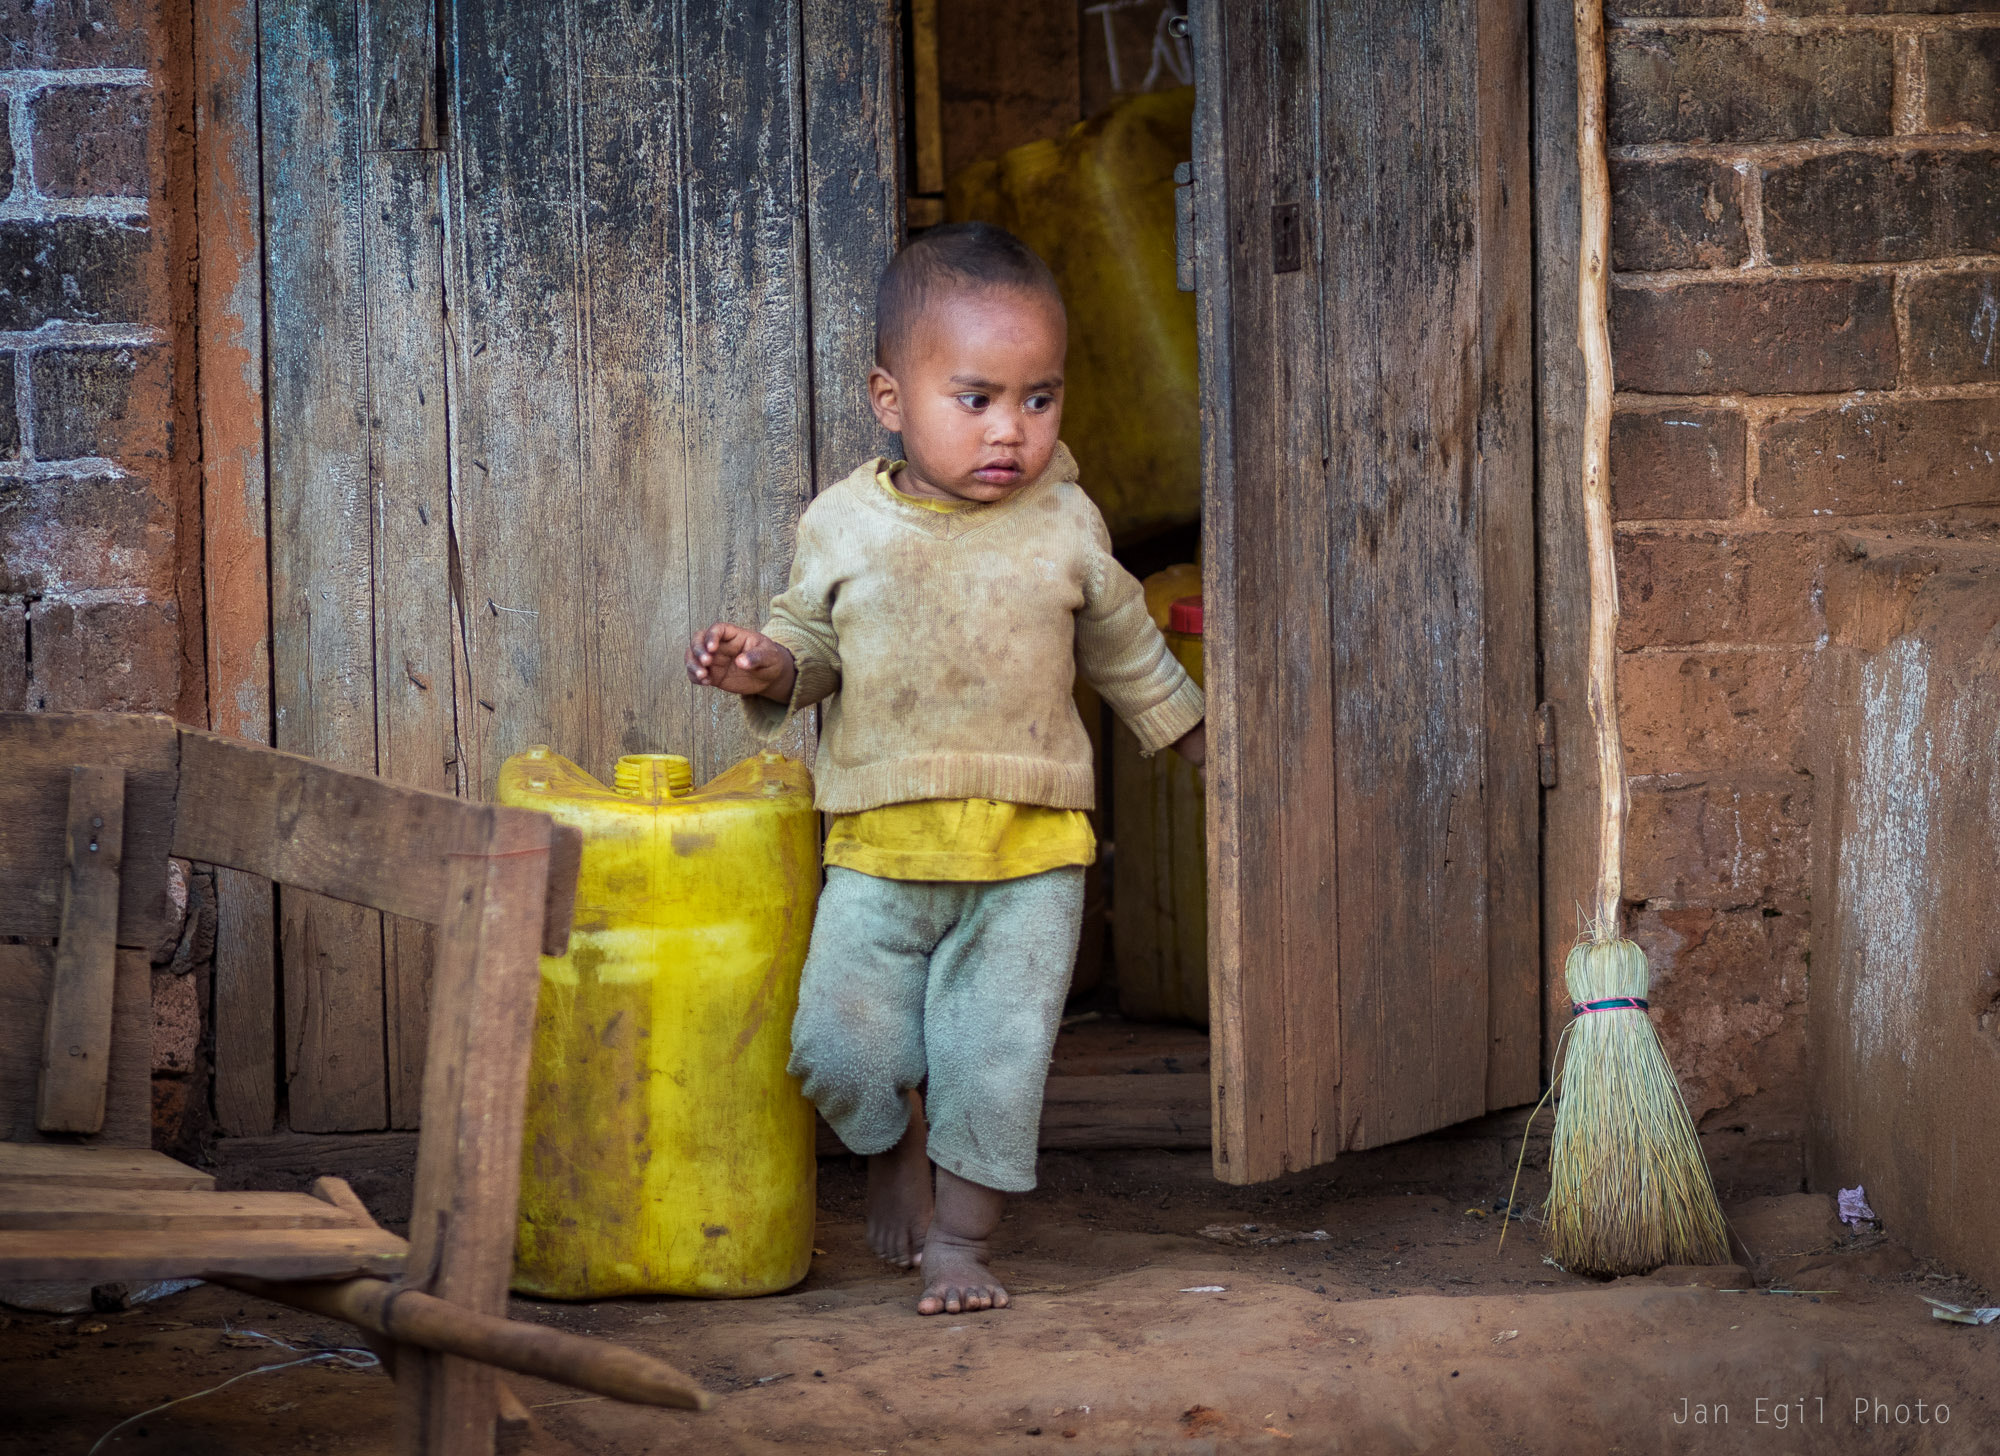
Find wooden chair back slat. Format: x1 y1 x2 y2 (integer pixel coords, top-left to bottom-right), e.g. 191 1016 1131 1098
38 765 128 1134
0 713 178 947
171 727 554 927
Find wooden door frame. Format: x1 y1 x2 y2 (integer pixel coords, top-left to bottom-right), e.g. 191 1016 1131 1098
1528 0 1599 1079
1190 0 1551 1185
193 0 280 1136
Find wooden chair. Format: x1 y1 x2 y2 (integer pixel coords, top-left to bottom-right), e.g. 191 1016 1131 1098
0 712 709 1454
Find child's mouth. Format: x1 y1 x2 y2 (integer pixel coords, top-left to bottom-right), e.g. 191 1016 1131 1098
972 461 1021 484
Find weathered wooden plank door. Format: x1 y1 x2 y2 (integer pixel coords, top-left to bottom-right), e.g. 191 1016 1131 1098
1190 0 1540 1183
252 0 897 1134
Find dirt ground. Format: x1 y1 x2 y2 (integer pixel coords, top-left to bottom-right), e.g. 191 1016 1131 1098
4 1146 1996 1456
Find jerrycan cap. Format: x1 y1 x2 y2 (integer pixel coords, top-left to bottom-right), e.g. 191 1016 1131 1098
1168 595 1204 636
614 753 694 799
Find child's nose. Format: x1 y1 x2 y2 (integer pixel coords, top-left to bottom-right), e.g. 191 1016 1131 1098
986 407 1025 444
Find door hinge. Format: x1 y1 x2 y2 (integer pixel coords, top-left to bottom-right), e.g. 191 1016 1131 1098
1174 162 1196 293
1535 702 1558 789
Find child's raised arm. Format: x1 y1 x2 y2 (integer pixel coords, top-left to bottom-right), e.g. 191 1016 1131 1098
686 623 797 703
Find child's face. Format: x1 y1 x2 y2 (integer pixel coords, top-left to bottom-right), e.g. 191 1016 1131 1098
867 286 1066 504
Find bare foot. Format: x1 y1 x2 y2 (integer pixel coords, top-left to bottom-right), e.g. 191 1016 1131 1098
917 1231 1010 1315
917 1167 1009 1316
866 1090 932 1268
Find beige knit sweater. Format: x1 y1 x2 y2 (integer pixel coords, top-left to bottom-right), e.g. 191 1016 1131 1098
746 444 1205 813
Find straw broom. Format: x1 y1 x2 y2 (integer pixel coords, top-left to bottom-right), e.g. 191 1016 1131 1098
1542 0 1731 1277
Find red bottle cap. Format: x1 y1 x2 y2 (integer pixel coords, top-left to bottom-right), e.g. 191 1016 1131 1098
1168 595 1204 636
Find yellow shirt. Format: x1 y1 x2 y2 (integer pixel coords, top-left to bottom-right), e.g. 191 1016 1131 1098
820 465 1097 882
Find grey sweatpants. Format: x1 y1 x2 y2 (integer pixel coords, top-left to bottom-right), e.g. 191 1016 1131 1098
788 865 1085 1193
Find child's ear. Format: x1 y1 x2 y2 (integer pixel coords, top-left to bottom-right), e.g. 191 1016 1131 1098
867 365 903 433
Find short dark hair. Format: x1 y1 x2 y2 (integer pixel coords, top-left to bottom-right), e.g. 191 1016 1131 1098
875 222 1063 369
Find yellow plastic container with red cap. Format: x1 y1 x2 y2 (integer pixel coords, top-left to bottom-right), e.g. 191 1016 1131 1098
1112 566 1208 1025
496 746 819 1299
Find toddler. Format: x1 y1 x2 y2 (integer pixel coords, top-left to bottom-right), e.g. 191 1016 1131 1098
688 222 1204 1315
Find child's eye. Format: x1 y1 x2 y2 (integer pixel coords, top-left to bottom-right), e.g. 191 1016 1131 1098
1025 393 1055 412
955 392 989 410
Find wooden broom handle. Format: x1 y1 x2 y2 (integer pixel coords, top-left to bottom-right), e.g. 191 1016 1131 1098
1576 0 1626 932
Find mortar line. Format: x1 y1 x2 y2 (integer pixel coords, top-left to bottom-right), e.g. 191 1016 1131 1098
1612 381 2000 410
1892 267 1913 390
11 343 28 462
1620 642 1817 657
0 457 130 479
1741 155 1768 269
9 585 157 606
0 323 167 350
0 197 148 223
0 67 151 91
1893 31 1925 138
1611 14 2000 34
1615 255 2000 289
5 91 28 202
1613 135 2000 164
1613 512 2000 537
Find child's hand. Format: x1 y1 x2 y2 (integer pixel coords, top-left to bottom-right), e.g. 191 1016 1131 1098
1173 721 1206 784
686 623 798 703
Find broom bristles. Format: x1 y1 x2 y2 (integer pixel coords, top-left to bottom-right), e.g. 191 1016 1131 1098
1544 934 1731 1276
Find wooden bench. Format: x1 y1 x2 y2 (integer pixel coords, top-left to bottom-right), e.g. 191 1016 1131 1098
0 712 708 1453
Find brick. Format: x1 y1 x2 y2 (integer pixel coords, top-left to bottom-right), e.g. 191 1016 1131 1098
1611 279 1896 394
0 353 15 459
0 220 151 330
30 84 151 199
1926 31 2000 134
1612 407 1744 520
2 0 155 69
1616 530 1826 649
1763 150 2000 265
1905 270 2000 385
0 472 175 594
1625 778 1813 905
1607 32 1892 146
26 597 179 712
30 344 168 459
0 120 12 204
1632 903 1809 1123
0 601 23 709
1758 397 2000 517
1611 159 1748 272
152 961 198 1073
1618 648 1815 775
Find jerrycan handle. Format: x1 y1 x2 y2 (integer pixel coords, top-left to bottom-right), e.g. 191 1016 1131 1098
614 754 694 799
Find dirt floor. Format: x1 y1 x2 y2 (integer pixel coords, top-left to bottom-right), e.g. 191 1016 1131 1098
4 1145 1996 1456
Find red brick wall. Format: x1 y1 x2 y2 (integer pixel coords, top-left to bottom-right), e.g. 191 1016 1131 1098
0 0 198 720
1605 2 2000 1167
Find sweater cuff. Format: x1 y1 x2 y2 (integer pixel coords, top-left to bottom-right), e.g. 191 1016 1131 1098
740 631 840 742
1125 674 1207 756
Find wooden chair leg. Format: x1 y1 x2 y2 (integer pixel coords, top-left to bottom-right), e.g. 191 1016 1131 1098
398 844 550 1456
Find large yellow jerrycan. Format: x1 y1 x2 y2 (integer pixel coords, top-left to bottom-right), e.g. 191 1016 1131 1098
496 747 819 1299
1111 564 1208 1025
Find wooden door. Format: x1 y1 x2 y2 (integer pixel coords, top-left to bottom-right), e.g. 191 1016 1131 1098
244 0 899 1134
1189 0 1540 1183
